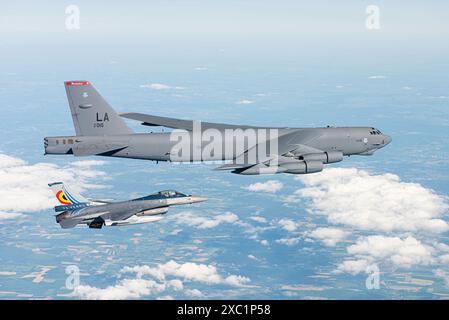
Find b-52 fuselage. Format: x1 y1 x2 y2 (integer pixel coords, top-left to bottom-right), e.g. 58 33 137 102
44 81 391 175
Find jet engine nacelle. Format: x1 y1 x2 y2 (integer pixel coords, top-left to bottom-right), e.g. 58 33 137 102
233 160 324 175
281 160 323 174
301 151 343 164
232 163 287 175
137 207 169 216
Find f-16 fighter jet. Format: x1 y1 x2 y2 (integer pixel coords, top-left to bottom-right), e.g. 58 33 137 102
48 182 207 229
44 81 391 175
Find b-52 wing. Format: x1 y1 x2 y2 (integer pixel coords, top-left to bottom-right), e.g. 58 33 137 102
121 112 324 157
216 130 326 172
120 112 257 131
120 112 337 175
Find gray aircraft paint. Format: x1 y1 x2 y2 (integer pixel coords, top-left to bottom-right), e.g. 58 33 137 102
44 81 391 175
64 81 133 136
49 182 207 229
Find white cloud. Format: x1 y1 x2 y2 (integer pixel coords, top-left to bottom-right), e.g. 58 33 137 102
225 275 252 286
278 219 299 232
173 211 239 229
368 75 387 79
337 236 434 274
70 160 106 167
281 284 330 292
75 278 166 300
244 180 283 193
236 99 254 105
349 236 434 266
122 260 249 286
275 237 300 246
185 288 203 297
75 260 249 299
250 216 267 224
286 168 449 278
294 168 448 233
140 83 184 90
0 154 25 167
308 227 348 246
0 211 24 221
336 259 371 275
0 153 106 214
168 279 183 291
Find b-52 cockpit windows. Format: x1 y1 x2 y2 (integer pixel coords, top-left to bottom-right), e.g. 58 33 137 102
369 128 382 135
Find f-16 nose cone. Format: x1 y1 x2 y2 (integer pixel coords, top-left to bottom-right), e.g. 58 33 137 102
190 196 208 203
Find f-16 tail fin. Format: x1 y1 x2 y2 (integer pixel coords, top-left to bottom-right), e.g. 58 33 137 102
48 182 89 205
64 81 133 136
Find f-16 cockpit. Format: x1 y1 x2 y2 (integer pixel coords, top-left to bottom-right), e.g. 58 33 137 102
157 190 188 198
133 190 189 201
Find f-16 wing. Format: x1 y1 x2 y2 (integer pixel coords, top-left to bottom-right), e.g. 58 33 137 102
120 112 257 131
87 198 115 204
58 208 140 229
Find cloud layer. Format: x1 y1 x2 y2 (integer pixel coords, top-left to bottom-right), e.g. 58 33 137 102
337 236 434 274
140 83 184 90
279 167 449 278
295 168 448 233
173 211 239 229
0 153 106 216
236 99 254 105
75 260 250 299
308 227 348 247
244 180 283 193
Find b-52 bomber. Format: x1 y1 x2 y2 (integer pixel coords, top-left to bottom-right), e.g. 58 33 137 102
44 81 391 175
49 182 207 229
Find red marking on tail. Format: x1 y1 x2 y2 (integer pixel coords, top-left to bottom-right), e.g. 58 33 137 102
65 81 89 86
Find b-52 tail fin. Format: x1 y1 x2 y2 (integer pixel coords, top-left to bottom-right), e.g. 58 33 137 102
64 81 133 136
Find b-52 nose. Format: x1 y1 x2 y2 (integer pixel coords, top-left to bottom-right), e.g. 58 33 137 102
383 135 392 146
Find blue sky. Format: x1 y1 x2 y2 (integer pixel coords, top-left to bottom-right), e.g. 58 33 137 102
0 1 449 299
